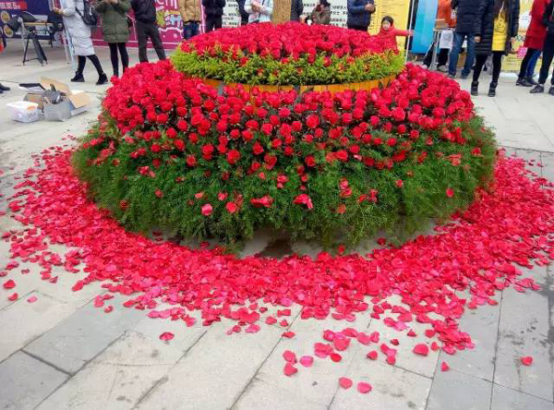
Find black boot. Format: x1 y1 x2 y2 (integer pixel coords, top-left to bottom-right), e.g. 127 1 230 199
516 78 532 87
526 76 539 86
0 83 10 91
471 81 479 96
71 72 85 82
549 86 554 96
530 84 545 94
488 82 497 97
96 73 109 85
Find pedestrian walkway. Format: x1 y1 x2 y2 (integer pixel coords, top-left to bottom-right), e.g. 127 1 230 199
1 43 554 410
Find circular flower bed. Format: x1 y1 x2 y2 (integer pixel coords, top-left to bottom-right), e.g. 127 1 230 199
171 22 405 86
73 61 496 248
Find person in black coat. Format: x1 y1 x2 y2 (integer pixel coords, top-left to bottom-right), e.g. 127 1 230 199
530 0 554 95
237 0 249 24
471 0 520 97
131 0 166 63
291 0 304 21
203 0 226 32
448 0 481 78
347 0 375 31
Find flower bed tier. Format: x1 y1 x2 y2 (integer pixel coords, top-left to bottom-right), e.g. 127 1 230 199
202 75 396 95
73 61 496 248
172 23 405 86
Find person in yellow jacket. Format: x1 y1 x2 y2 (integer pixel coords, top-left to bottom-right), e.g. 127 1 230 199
179 0 202 39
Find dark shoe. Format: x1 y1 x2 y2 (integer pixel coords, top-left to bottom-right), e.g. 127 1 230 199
0 84 10 91
96 73 108 85
530 85 545 94
461 73 469 80
488 82 497 97
447 73 456 79
526 77 539 86
471 81 479 96
70 73 85 83
516 78 532 87
0 88 3 94
549 86 554 96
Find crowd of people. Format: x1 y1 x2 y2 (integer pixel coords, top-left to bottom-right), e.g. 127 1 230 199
1 0 552 97
424 0 554 97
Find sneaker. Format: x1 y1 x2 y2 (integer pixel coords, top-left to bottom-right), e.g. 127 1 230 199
71 73 85 83
447 73 456 79
0 84 10 91
526 77 539 86
96 73 109 85
460 73 469 80
549 87 554 96
516 78 532 87
530 85 544 94
437 65 448 73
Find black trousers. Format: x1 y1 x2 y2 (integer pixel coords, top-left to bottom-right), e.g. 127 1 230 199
538 34 554 85
518 47 539 79
108 43 129 77
423 45 449 67
347 23 369 31
76 54 104 76
473 51 503 84
135 20 166 63
205 15 222 32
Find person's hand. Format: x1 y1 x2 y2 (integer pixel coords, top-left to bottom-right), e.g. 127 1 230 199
365 3 375 12
475 36 481 43
408 30 414 36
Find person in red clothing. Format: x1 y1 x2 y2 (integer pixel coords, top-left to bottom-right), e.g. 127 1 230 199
374 16 413 52
517 0 551 86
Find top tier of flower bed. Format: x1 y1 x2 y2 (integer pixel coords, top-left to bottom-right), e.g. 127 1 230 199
171 22 405 86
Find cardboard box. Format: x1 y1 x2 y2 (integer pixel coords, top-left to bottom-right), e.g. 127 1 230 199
38 77 93 121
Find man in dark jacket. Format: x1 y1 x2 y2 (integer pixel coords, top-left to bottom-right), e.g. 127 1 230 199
448 0 481 78
131 0 166 63
291 0 304 21
347 0 375 31
531 0 554 95
203 0 226 32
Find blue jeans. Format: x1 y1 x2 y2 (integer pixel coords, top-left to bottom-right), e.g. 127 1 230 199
527 49 541 78
183 22 199 40
448 32 475 77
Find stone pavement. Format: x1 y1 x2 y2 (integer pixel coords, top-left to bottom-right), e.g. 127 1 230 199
1 42 554 410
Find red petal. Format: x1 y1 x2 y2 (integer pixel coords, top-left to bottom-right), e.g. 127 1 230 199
8 292 18 301
27 296 38 303
339 377 353 389
283 362 298 377
299 355 314 367
283 350 297 363
357 382 372 394
413 343 429 356
2 279 15 289
282 331 295 338
330 353 342 362
366 350 378 360
159 332 174 341
441 362 450 372
521 356 533 366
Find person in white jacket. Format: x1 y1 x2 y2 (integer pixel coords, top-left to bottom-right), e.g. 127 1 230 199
244 0 273 23
53 0 108 84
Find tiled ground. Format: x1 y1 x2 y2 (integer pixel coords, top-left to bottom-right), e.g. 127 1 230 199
1 42 554 410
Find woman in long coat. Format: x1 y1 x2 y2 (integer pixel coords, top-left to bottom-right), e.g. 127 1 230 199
516 0 550 86
471 0 520 97
96 0 131 78
54 0 108 84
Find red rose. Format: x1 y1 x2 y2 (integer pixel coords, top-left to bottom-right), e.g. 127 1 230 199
250 195 273 208
387 138 397 147
264 154 277 170
202 144 215 160
186 155 197 167
201 204 213 216
306 114 320 129
272 138 282 148
150 144 161 153
253 142 264 155
227 149 241 165
335 150 348 162
226 202 238 214
174 139 185 151
261 123 273 135
166 128 177 139
293 194 314 210
305 156 316 167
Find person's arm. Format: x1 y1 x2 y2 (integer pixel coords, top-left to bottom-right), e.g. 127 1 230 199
543 0 553 27
260 0 272 15
393 29 412 37
321 6 331 23
348 0 368 14
95 0 108 13
113 0 132 13
60 0 76 16
366 0 375 13
474 0 489 41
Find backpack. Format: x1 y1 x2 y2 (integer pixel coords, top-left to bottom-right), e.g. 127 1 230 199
76 0 98 27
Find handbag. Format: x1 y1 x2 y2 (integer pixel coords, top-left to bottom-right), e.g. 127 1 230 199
76 0 98 27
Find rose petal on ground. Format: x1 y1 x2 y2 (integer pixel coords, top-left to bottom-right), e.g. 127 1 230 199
159 332 174 341
521 356 533 366
357 382 372 394
339 377 353 389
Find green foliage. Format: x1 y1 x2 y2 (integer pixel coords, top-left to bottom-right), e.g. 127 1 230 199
170 48 406 86
72 117 496 249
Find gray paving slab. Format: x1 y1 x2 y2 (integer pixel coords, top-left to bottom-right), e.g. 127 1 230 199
426 369 492 410
0 351 68 410
439 303 500 381
491 384 554 410
24 295 145 374
36 331 183 410
541 152 554 182
493 285 553 402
